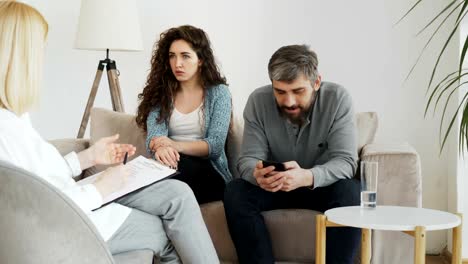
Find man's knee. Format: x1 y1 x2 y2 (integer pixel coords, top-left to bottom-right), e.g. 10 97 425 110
329 178 360 206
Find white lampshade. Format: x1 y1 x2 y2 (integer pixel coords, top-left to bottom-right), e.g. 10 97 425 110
74 0 143 51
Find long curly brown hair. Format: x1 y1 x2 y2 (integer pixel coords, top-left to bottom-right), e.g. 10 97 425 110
136 25 227 132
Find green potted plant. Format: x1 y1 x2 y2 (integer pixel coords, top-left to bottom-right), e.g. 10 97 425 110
399 0 468 153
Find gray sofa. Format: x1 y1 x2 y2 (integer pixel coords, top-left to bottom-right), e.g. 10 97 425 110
1 107 421 264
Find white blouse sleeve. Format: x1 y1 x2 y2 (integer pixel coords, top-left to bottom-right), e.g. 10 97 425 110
61 183 103 213
63 152 82 177
0 112 104 214
63 152 103 212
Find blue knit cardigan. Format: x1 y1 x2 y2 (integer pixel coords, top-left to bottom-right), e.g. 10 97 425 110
146 84 233 183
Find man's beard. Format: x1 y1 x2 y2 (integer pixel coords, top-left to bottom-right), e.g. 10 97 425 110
278 104 309 125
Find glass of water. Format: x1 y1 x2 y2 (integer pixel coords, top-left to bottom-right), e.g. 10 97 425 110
360 161 378 208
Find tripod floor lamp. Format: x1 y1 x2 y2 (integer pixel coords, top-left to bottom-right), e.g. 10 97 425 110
74 0 143 138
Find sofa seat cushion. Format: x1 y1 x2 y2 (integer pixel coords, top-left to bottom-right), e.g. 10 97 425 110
113 250 154 264
200 201 319 263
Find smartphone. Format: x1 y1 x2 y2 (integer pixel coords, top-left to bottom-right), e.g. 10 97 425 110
261 160 286 172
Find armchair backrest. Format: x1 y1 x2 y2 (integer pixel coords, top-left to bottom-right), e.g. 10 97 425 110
0 160 114 264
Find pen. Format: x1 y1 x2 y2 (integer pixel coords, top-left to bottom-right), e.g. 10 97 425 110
123 152 128 165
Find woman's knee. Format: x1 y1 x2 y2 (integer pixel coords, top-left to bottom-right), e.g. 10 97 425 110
164 179 196 200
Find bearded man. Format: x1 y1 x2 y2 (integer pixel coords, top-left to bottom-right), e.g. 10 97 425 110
224 44 361 264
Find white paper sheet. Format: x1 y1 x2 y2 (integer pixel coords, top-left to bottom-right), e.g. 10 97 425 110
77 156 177 204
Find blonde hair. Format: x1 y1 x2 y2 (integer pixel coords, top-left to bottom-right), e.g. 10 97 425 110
0 1 48 115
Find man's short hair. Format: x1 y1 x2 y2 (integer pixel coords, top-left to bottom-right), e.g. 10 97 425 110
268 45 319 83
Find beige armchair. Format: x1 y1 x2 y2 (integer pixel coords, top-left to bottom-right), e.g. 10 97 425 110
48 107 421 264
0 160 153 264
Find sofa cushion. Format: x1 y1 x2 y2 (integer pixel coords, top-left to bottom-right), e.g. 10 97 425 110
85 108 150 176
356 112 378 153
86 108 378 176
200 201 318 262
225 114 244 179
49 138 90 180
49 138 90 156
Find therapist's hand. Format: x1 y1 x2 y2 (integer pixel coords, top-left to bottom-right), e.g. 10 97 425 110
93 165 130 198
92 134 136 165
78 134 136 171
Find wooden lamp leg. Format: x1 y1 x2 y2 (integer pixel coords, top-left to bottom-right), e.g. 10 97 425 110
107 61 124 113
77 62 104 138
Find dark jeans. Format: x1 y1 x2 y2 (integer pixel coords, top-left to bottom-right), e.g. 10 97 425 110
171 154 225 204
223 178 361 264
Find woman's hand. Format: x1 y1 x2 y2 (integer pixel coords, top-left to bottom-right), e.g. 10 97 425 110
155 146 180 169
150 136 178 152
92 134 136 165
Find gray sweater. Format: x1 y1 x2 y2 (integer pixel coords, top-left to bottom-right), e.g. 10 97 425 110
237 81 358 188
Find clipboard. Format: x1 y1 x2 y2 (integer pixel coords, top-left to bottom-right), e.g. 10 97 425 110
77 155 179 209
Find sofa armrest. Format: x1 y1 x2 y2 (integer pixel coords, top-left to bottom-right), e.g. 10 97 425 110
360 143 422 207
49 138 90 180
360 143 422 264
49 138 90 156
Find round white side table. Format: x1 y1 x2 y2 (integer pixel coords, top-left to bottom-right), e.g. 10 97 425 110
315 206 462 264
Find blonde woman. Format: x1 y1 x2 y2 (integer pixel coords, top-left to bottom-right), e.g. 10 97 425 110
0 2 218 263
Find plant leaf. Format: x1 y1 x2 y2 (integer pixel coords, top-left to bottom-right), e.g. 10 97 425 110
427 10 468 92
460 100 468 154
459 35 468 77
395 0 423 25
438 80 468 144
430 69 462 95
403 2 462 86
440 91 468 153
416 0 458 36
456 0 468 23
424 70 468 116
433 73 468 114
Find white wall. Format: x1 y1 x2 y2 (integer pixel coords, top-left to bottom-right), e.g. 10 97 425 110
450 19 468 257
26 0 459 254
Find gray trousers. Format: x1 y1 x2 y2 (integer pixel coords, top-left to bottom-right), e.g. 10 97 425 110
107 179 219 264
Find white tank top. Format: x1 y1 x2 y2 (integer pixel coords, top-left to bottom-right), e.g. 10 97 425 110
168 104 205 141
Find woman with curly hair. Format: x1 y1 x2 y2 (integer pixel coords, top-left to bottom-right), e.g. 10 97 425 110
136 25 232 204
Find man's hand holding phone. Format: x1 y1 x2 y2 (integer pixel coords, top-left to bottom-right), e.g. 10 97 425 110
276 161 314 192
254 160 286 192
254 160 314 192
262 160 286 172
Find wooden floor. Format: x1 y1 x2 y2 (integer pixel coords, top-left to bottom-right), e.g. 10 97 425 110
426 255 449 264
